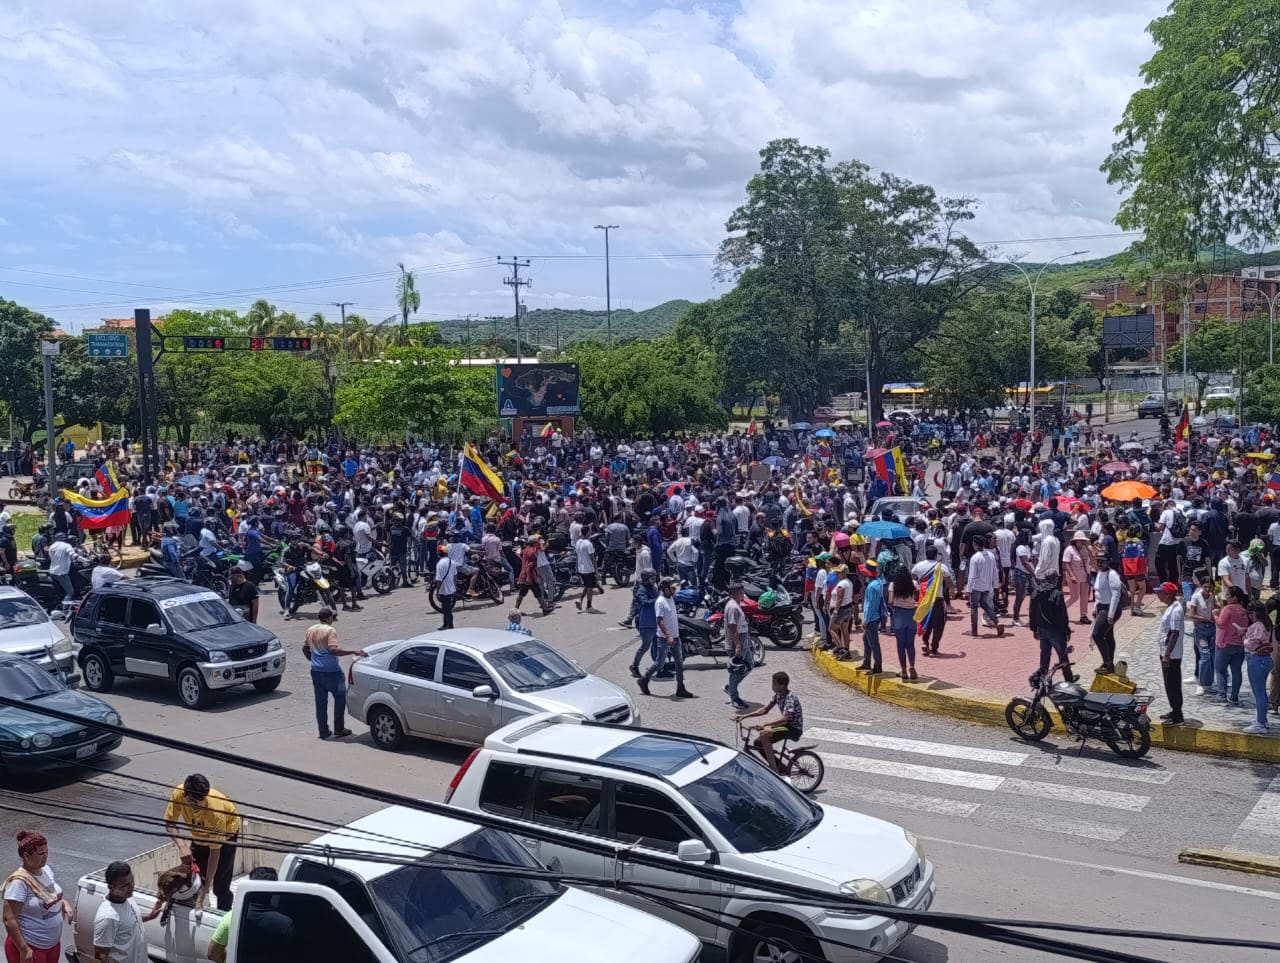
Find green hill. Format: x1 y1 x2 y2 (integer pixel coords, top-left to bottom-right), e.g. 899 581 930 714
436 299 694 349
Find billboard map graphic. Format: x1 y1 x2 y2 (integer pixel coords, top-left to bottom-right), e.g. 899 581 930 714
496 363 581 418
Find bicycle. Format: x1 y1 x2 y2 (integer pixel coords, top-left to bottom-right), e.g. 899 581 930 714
736 720 825 794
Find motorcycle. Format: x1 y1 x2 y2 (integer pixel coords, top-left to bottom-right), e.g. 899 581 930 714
704 593 804 649
7 554 101 613
1005 661 1152 759
356 547 394 596
677 610 766 666
427 556 504 611
274 561 335 616
138 547 229 596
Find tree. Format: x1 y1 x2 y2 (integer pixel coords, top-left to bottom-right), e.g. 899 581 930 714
55 338 138 434
1102 0 1280 258
343 314 382 360
154 309 241 445
566 337 725 437
1166 315 1237 413
335 345 491 440
396 262 421 336
244 300 279 338
204 351 331 439
1245 363 1280 425
0 298 55 441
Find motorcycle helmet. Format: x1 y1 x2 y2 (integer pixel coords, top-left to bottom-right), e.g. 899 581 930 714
758 589 778 610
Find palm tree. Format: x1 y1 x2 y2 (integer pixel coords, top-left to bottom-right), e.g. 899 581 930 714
245 299 278 337
344 314 382 360
377 312 411 347
272 311 303 337
395 262 420 334
305 312 337 359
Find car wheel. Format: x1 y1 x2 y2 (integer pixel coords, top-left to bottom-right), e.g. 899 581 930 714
252 676 282 693
734 922 820 963
82 652 114 693
368 706 404 750
177 666 212 709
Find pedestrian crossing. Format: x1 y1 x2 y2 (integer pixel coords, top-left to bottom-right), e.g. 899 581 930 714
802 719 1267 849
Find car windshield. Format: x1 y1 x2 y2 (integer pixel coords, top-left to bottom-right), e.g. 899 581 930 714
0 659 63 699
487 641 584 691
368 827 561 963
0 598 50 631
163 598 238 632
681 752 821 853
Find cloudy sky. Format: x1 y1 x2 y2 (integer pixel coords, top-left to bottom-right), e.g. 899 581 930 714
0 0 1159 332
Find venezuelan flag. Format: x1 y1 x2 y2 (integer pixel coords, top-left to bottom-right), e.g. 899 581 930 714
1266 472 1280 494
871 447 909 494
540 423 555 438
61 487 131 530
460 443 505 500
913 562 943 636
94 462 120 495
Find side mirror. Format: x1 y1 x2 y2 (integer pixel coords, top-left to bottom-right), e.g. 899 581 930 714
676 839 711 863
49 611 66 622
145 623 166 635
472 684 495 700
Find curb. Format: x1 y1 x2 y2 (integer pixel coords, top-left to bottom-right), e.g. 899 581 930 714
1178 849 1280 879
811 647 1280 764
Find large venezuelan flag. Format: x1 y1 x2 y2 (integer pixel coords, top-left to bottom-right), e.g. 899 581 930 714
870 447 909 493
460 443 505 500
913 562 943 637
61 487 131 530
94 462 121 495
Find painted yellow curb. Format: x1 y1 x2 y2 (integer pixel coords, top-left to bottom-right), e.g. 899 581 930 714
1178 849 1280 879
811 647 1280 764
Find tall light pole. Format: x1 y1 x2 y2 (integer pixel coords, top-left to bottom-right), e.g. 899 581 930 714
991 250 1087 435
594 225 619 343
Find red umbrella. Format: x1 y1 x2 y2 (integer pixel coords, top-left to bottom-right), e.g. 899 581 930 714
876 420 893 428
666 482 686 498
1011 498 1033 510
1101 461 1132 473
1058 496 1088 513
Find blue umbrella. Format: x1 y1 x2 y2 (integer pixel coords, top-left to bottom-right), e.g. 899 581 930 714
762 455 787 468
814 428 835 438
176 474 205 487
856 520 911 540
789 422 813 431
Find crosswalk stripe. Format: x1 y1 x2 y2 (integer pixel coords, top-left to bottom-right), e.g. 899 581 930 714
823 785 980 818
1225 775 1280 853
983 809 1129 843
821 752 1151 812
809 715 875 727
808 728 1174 785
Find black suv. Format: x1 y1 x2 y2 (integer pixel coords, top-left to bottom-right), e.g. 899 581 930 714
72 578 286 709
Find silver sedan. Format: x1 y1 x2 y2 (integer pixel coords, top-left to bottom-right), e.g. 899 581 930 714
348 628 640 750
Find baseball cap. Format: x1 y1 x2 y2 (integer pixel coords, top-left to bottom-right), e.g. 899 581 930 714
1157 581 1179 594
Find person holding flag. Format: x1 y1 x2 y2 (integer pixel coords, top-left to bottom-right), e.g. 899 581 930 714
911 544 954 656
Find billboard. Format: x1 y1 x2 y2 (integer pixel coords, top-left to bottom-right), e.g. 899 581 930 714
1101 314 1155 351
496 363 581 418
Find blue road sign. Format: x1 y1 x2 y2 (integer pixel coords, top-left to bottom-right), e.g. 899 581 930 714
86 333 129 358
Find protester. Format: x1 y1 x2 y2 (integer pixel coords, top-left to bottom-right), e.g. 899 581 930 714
3 831 71 963
303 608 367 739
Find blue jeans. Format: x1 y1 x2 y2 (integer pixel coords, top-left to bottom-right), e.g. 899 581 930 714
283 570 299 613
631 627 657 670
891 607 916 669
1194 623 1216 689
51 572 75 602
726 639 754 704
1215 646 1245 701
812 598 829 646
677 563 697 586
311 670 346 736
1011 569 1031 620
1038 626 1070 675
643 637 684 688
1247 654 1273 728
862 618 883 668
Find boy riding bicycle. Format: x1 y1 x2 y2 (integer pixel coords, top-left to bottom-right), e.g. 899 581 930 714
734 670 804 774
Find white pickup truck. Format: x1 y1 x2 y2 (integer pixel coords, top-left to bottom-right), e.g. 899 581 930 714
68 806 700 963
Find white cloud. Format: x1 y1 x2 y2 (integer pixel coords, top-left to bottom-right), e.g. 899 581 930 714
0 1 1162 326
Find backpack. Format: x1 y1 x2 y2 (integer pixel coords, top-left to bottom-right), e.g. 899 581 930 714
1125 508 1152 537
1169 510 1188 540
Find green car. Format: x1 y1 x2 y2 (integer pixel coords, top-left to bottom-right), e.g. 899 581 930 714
0 652 122 774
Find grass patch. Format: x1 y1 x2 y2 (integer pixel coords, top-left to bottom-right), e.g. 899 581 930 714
10 512 42 552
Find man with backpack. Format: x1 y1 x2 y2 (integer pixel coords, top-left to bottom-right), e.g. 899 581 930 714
1155 498 1186 586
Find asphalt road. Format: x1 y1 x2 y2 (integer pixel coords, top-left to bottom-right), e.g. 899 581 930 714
5 565 1279 962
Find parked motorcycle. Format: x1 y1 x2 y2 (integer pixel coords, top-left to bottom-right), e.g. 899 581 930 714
1005 661 1152 759
356 547 394 596
7 554 101 613
273 561 335 615
677 611 766 666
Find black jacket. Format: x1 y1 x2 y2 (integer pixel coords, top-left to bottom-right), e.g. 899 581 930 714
1028 583 1070 636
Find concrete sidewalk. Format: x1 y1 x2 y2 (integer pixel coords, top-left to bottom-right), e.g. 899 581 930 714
812 603 1280 764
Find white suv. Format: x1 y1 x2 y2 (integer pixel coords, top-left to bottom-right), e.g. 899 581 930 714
445 713 936 963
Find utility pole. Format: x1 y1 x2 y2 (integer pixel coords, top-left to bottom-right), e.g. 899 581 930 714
464 314 473 360
498 257 531 360
594 225 619 342
332 301 353 362
40 340 59 479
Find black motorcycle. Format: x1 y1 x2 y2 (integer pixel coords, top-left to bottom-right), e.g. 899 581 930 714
427 556 504 611
1005 662 1152 759
7 554 101 613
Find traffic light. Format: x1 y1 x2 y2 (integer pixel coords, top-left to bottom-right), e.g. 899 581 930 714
183 336 224 351
271 337 311 351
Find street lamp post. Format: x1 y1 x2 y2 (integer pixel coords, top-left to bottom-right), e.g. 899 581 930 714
994 250 1087 436
594 225 619 343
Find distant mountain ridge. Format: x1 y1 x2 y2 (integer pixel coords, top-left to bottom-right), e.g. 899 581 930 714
436 299 694 348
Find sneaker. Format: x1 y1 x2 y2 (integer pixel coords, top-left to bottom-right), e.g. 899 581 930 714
618 620 633 628
334 728 353 738
1012 618 1024 627
732 699 749 711
1228 699 1242 707
674 687 693 699
1183 676 1197 684
908 667 918 680
1243 723 1269 735
318 732 331 740
637 678 651 696
629 665 641 678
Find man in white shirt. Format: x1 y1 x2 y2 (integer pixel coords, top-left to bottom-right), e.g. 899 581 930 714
93 861 147 963
638 579 691 698
352 513 375 556
666 533 699 585
1154 499 1184 586
965 535 1004 637
1155 581 1186 725
574 529 600 613
435 546 458 630
1217 540 1248 602
723 582 752 710
47 534 79 602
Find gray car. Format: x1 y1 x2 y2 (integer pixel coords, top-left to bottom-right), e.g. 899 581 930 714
348 628 640 750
